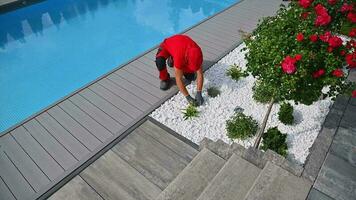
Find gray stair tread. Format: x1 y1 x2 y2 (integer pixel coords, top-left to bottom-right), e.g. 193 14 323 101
112 126 190 190
197 154 261 200
80 150 161 200
244 161 311 200
141 120 198 162
156 148 225 200
49 176 103 200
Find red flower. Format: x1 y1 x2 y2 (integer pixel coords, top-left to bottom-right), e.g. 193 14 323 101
299 0 313 8
340 50 346 56
332 69 344 77
281 56 297 74
312 69 325 78
350 28 356 37
301 12 311 19
327 46 334 52
315 4 328 16
310 34 318 42
315 14 332 26
296 33 304 42
347 12 356 23
352 90 356 98
327 0 337 5
295 54 302 61
319 31 332 42
328 36 343 48
346 52 356 68
340 3 353 13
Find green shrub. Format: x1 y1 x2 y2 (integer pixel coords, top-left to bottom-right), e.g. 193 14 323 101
182 104 199 120
226 113 258 140
226 64 247 81
252 81 277 104
243 2 355 105
261 127 288 157
278 102 294 125
207 86 221 98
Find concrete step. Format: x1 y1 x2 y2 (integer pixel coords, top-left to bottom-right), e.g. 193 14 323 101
244 161 312 200
199 138 303 176
197 153 261 200
155 148 225 200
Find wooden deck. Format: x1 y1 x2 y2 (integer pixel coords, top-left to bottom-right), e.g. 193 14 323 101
0 0 284 199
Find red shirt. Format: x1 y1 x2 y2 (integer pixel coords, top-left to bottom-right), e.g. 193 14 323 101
157 34 203 73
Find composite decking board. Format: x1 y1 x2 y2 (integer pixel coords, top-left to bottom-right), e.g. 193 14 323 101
36 113 90 160
111 126 189 190
0 1 285 199
98 78 152 111
115 70 167 98
204 19 254 35
185 30 234 52
125 63 160 87
1 134 51 192
190 20 241 40
122 63 160 88
186 30 231 52
47 106 102 152
11 126 64 181
59 100 113 142
23 120 77 170
106 73 159 105
140 120 198 162
89 83 143 119
79 89 133 126
0 176 16 200
194 21 242 40
0 150 35 199
80 150 162 200
136 57 176 78
69 94 124 134
130 59 158 77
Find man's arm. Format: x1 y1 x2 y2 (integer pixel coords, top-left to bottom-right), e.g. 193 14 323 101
196 68 204 92
175 68 189 96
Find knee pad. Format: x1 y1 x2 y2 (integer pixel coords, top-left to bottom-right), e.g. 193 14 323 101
155 57 166 71
167 56 174 68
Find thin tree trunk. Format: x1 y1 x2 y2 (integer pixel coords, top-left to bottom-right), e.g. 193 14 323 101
253 97 275 149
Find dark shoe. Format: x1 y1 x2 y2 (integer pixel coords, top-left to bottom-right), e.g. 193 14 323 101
160 79 170 90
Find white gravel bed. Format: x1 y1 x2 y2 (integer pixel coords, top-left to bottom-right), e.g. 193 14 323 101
150 43 333 165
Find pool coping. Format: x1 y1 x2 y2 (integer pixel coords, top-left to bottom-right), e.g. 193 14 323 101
0 0 44 13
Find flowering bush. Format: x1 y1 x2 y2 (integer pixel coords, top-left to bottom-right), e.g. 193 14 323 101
244 0 356 105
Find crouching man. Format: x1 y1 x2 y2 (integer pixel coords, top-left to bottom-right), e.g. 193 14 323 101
155 34 204 106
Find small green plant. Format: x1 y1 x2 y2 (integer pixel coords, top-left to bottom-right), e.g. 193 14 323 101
226 64 247 81
207 86 221 98
226 113 258 140
182 104 199 120
278 102 294 125
261 127 288 157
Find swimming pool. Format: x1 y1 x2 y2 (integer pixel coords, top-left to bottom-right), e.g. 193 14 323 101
0 0 237 133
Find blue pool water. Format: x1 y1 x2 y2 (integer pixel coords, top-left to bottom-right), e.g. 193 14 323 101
0 0 237 133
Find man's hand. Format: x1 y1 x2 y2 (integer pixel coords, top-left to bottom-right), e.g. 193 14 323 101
185 95 197 105
195 91 204 106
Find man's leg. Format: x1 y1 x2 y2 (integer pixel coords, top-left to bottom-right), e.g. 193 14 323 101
155 56 170 90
